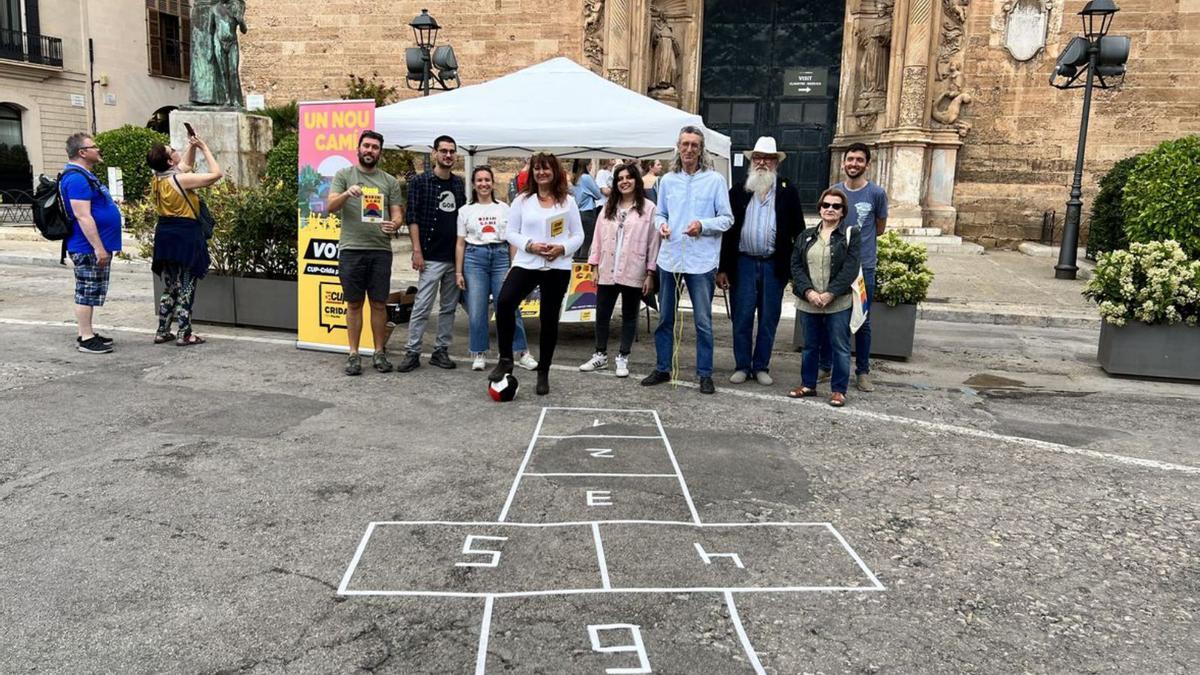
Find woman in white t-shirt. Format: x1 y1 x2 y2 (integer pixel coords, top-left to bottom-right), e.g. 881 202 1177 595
489 152 585 395
455 166 538 372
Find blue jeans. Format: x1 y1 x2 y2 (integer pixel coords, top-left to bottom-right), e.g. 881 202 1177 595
820 267 875 375
654 269 716 377
463 244 527 354
802 308 852 393
731 254 785 373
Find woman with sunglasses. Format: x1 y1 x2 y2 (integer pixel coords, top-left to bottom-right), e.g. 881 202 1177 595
454 166 538 372
788 187 861 407
490 152 585 395
578 162 660 378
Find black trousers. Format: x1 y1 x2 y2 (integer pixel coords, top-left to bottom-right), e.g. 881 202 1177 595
594 283 641 356
496 266 571 371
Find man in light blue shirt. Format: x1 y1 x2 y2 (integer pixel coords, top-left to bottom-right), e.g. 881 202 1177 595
640 125 734 395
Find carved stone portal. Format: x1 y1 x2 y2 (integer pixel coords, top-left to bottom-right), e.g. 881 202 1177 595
932 0 972 136
584 0 604 70
852 1 894 133
648 5 681 99
1003 0 1052 62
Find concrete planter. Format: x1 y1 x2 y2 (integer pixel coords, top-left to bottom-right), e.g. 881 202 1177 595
152 273 297 330
233 277 298 330
1097 320 1200 381
792 302 918 359
153 273 236 325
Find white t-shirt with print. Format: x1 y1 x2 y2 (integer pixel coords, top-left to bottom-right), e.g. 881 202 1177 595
456 201 510 246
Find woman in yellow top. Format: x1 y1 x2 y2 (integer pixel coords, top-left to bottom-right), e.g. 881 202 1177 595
146 135 223 345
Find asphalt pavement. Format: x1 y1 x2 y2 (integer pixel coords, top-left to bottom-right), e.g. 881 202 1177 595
0 253 1196 673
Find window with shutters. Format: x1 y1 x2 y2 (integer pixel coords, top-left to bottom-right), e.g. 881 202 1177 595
146 0 190 81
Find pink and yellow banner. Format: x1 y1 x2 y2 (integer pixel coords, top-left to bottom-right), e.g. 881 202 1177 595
295 99 376 353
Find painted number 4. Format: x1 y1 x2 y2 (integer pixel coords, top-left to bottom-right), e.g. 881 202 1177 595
454 535 508 568
588 624 651 674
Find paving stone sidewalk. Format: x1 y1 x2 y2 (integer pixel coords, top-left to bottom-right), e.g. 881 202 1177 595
0 226 1101 328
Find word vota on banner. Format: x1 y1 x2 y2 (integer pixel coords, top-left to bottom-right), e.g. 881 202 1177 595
296 99 376 353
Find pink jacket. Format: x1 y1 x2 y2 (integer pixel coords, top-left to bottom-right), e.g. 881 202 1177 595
588 199 660 287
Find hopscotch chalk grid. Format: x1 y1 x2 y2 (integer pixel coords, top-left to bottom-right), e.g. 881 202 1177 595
339 407 885 673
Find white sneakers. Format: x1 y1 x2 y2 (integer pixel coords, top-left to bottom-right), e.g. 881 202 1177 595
472 353 486 371
614 355 629 378
517 352 539 370
475 352 536 371
729 370 748 384
754 371 774 386
579 352 608 372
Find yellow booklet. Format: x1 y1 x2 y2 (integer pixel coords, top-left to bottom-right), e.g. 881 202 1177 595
361 186 384 223
549 214 566 238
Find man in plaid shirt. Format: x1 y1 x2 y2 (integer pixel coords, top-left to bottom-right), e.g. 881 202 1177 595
397 135 467 372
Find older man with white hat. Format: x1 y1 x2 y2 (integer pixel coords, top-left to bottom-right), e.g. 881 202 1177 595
717 136 805 385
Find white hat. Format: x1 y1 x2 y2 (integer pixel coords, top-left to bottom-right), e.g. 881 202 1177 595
743 136 786 162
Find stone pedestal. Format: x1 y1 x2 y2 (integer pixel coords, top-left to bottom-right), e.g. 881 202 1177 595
168 109 273 187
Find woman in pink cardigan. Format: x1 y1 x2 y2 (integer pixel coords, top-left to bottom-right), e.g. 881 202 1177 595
579 162 661 378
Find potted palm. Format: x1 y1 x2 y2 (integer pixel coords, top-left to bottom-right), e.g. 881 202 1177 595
791 231 933 359
1083 240 1200 380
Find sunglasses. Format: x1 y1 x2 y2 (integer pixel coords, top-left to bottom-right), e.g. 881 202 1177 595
819 201 845 211
81 146 101 151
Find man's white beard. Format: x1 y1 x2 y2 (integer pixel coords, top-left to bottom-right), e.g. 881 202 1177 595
744 168 776 199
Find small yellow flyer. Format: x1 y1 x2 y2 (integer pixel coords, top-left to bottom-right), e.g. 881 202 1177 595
549 214 566 237
361 186 384 223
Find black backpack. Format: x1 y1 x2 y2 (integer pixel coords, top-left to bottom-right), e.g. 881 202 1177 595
32 167 101 241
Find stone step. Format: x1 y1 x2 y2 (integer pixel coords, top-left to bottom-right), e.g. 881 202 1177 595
900 233 984 255
894 227 944 236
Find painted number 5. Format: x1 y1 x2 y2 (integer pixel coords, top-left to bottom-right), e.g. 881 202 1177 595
454 534 508 568
588 623 651 674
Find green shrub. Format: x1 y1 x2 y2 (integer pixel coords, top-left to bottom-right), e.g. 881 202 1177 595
121 179 297 279
1083 240 1200 326
1086 154 1139 259
1122 135 1200 259
265 132 298 186
94 125 168 203
260 100 298 139
875 231 934 305
344 72 399 106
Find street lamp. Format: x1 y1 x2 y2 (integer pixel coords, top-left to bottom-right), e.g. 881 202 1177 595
406 9 460 96
1049 0 1130 280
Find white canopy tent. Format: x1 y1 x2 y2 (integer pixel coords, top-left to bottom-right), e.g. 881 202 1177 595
372 57 731 185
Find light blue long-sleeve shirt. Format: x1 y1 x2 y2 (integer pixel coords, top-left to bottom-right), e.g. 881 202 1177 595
653 168 734 274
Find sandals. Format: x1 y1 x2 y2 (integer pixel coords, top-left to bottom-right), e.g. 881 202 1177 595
787 386 817 398
176 333 206 346
829 392 846 407
154 332 176 344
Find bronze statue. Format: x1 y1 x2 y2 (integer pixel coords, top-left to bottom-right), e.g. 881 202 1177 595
189 0 247 107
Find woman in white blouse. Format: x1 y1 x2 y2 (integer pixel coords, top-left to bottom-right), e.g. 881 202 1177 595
454 166 538 372
490 152 585 395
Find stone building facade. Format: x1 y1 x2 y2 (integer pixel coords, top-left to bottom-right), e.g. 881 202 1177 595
0 0 191 181
240 0 1200 246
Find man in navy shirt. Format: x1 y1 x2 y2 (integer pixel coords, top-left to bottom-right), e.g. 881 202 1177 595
62 132 123 354
823 142 889 391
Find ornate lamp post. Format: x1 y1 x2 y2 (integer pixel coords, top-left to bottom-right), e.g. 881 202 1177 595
409 9 440 97
1049 0 1129 280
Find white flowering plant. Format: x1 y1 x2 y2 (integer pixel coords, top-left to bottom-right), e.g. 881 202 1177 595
875 231 935 306
1083 240 1200 326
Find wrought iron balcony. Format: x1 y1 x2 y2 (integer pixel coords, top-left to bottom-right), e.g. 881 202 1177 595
0 28 64 68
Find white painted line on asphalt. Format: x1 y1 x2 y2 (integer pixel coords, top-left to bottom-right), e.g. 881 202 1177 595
496 408 547 523
336 521 377 595
724 591 767 675
825 523 886 591
365 520 835 528
592 522 612 590
538 434 663 440
654 410 702 526
474 595 494 675
524 473 679 478
336 585 886 599
0 317 296 346
618 368 1200 476
543 406 659 414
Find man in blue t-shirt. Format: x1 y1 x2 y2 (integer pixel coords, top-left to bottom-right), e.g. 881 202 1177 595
61 132 123 354
823 142 888 391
